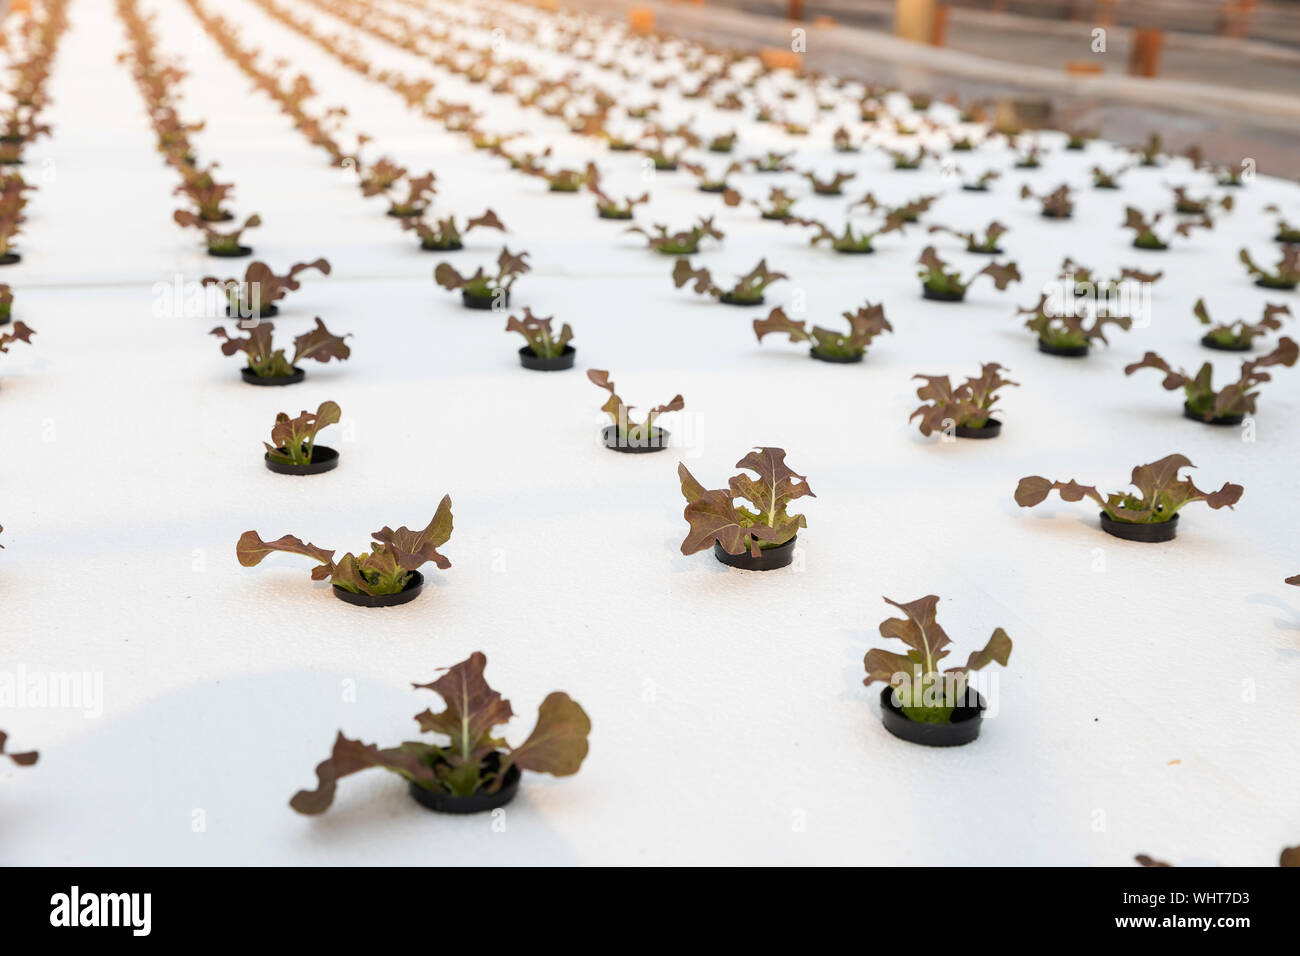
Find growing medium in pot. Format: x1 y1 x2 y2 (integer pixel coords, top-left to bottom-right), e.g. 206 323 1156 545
289 652 590 815
864 595 1011 744
1014 454 1242 541
678 447 813 570
236 495 453 605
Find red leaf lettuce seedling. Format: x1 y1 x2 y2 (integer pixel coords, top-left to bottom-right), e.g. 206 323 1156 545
917 246 1020 301
289 651 590 813
507 307 572 359
754 302 891 361
627 216 723 255
585 163 648 219
864 595 1011 724
264 400 341 466
1019 183 1073 219
237 495 453 597
678 447 813 558
928 220 1008 254
911 363 1017 436
1239 245 1300 290
1016 293 1132 352
1124 207 1212 250
588 369 683 443
403 209 505 251
1124 337 1298 422
1194 298 1288 350
1015 454 1243 525
173 210 260 256
672 258 788 305
435 247 530 305
800 213 905 253
1264 205 1300 244
202 258 331 318
211 317 351 379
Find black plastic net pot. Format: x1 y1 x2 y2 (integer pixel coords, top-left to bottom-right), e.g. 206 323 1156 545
879 685 986 747
1099 512 1178 542
713 535 796 571
333 570 424 607
264 445 339 475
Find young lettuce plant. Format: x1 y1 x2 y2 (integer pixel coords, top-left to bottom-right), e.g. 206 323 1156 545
585 163 647 220
1020 183 1073 219
358 157 405 196
289 651 589 814
750 150 793 173
928 220 1008 254
803 171 856 196
1170 185 1232 216
1124 207 1211 250
237 496 452 607
202 258 331 319
753 302 891 363
211 317 351 384
1016 293 1131 357
911 363 1017 439
853 191 938 224
385 171 436 218
802 214 905 254
916 246 1020 302
1264 205 1300 244
173 210 260 257
506 307 575 370
588 368 683 451
724 186 797 221
402 209 505 252
888 146 929 170
1194 298 1288 351
961 169 1000 192
1015 454 1243 542
1124 337 1299 424
1239 245 1300 290
678 447 812 570
263 400 341 474
0 730 37 767
864 595 1011 743
672 258 788 306
627 217 723 255
434 247 530 309
1091 164 1130 189
683 159 742 193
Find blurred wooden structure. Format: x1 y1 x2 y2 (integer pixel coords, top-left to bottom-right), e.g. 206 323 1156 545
894 0 937 43
1129 27 1164 75
628 6 655 34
